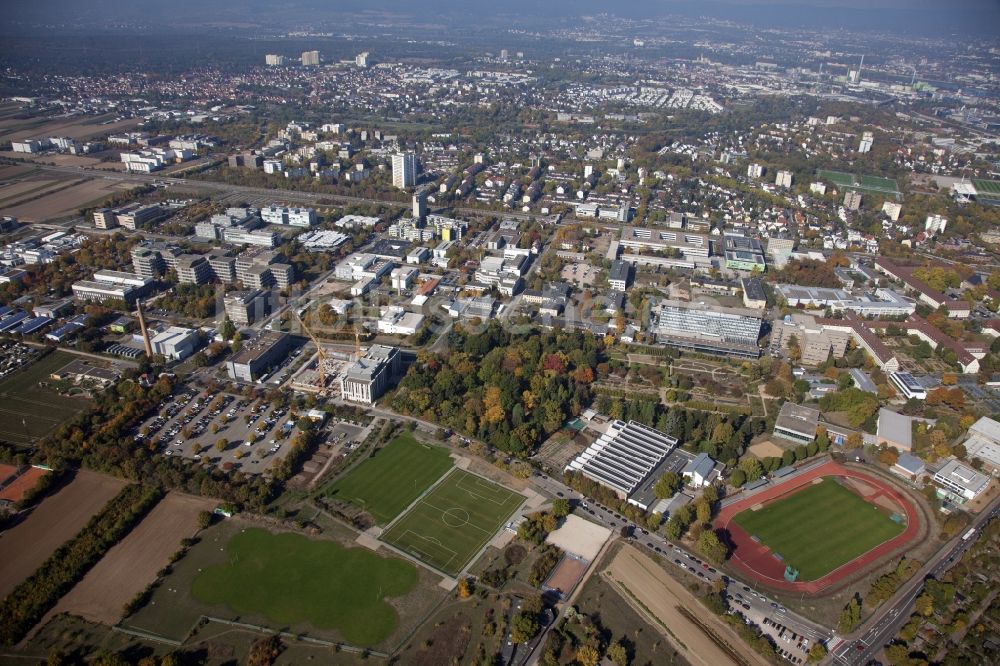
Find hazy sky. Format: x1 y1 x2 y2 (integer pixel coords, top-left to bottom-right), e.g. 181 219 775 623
2 0 998 35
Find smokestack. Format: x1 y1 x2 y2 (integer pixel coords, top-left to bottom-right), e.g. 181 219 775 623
136 300 153 358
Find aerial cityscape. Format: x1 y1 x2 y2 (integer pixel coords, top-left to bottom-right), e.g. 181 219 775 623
0 1 998 664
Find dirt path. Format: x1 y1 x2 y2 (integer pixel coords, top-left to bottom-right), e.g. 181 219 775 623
0 470 128 599
605 545 770 666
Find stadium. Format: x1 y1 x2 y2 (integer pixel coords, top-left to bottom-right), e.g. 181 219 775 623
714 460 922 594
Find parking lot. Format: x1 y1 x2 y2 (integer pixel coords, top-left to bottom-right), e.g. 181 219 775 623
135 390 370 477
560 262 599 288
136 391 299 475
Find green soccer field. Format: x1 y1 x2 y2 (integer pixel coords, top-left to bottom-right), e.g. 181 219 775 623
191 528 417 645
323 432 453 524
817 169 856 188
380 469 525 577
731 478 904 581
816 169 899 195
973 179 1000 196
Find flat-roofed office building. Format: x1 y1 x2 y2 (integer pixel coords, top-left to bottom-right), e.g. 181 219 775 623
339 345 402 404
226 331 291 382
653 300 762 358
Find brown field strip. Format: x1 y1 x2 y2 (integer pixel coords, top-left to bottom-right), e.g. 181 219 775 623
0 180 126 221
0 179 62 204
605 545 770 666
0 471 128 599
0 116 140 143
38 492 217 627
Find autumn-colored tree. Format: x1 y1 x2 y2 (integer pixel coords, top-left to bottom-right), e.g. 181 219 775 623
695 499 713 525
915 593 934 617
483 385 506 425
606 641 629 666
575 645 600 666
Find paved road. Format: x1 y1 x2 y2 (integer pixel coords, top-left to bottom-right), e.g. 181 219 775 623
829 496 1000 666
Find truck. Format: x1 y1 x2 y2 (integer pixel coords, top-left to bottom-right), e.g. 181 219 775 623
961 528 976 542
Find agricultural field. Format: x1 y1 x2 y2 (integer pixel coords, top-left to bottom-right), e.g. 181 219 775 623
380 469 525 577
731 478 904 581
0 177 133 222
323 432 454 524
41 492 217 627
0 113 140 144
0 350 93 446
0 470 128 598
191 528 417 645
0 178 65 206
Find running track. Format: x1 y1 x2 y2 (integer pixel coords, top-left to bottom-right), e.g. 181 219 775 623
714 460 921 594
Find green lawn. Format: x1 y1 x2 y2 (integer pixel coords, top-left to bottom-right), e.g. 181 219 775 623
380 469 525 577
816 169 899 195
0 350 92 446
324 432 453 524
191 528 417 645
973 179 1000 196
731 478 904 581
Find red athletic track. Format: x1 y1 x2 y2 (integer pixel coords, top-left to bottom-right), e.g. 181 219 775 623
714 460 921 594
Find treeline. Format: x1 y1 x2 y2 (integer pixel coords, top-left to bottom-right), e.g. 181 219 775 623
390 321 602 454
770 257 845 289
592 393 766 467
156 283 218 319
390 321 769 461
0 483 163 645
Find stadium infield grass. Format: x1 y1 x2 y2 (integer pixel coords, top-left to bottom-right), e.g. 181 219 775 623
973 179 1000 196
816 168 899 194
191 528 417 645
323 431 453 524
381 469 525 577
731 477 904 581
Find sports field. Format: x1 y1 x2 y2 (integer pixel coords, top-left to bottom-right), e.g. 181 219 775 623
0 351 92 445
731 478 904 581
973 179 1000 197
191 528 417 645
324 432 454 524
380 469 524 577
817 169 899 195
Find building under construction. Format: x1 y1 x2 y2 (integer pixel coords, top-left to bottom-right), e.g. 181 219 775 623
289 348 354 395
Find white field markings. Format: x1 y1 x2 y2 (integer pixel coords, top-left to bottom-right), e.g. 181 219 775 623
392 529 459 570
382 470 526 573
379 464 458 533
420 501 493 535
453 471 522 506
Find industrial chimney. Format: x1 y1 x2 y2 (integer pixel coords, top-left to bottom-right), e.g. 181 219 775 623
136 300 153 358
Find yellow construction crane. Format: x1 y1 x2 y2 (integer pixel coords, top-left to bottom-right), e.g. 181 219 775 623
293 308 328 389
